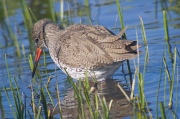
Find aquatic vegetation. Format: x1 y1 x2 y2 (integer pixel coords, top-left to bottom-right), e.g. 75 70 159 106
0 0 180 119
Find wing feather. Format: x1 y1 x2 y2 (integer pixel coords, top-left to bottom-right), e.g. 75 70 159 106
57 24 140 69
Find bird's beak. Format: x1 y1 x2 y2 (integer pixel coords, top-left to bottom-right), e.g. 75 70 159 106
32 47 43 78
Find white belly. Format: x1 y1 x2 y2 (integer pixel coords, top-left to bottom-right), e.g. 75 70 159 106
53 58 123 81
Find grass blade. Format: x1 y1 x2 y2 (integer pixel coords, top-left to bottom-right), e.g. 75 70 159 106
160 102 166 119
139 16 148 45
19 0 33 30
40 88 48 119
163 11 169 41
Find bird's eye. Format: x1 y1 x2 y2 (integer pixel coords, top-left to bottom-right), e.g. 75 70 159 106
35 38 39 43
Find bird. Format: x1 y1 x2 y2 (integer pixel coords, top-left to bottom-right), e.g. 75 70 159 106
32 19 140 80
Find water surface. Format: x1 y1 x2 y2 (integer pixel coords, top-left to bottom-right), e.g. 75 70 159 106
0 0 180 118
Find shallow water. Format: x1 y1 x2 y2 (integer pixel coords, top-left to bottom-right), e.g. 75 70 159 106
0 0 180 118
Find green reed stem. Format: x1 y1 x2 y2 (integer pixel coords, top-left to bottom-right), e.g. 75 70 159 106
139 16 149 77
14 78 20 98
94 93 99 118
9 78 19 118
44 84 54 106
83 77 94 118
60 0 64 20
22 92 26 119
139 16 148 45
160 102 166 119
84 0 89 7
84 86 94 118
116 0 125 30
85 1 92 25
2 0 21 57
48 0 56 22
7 77 24 119
31 88 36 118
163 66 167 107
156 64 163 118
175 49 180 113
163 57 174 107
168 48 177 107
102 97 109 119
20 0 33 30
14 77 24 119
172 47 177 84
66 72 113 119
28 54 34 71
116 0 127 40
163 11 169 41
67 1 72 25
29 7 37 22
5 54 10 78
4 86 16 118
40 88 48 119
36 106 42 119
108 100 113 112
100 95 112 119
163 58 171 82
138 73 145 110
143 48 149 77
2 0 8 18
56 80 63 119
22 44 26 61
85 71 90 89
66 75 85 118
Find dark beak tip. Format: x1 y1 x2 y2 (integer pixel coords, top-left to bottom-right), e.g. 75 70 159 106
31 47 43 78
32 61 38 78
32 72 35 78
32 67 36 78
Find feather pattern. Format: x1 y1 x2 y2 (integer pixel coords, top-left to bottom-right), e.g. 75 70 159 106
49 24 141 69
32 19 141 70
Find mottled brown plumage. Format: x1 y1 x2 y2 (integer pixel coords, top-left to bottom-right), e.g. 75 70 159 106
32 19 140 80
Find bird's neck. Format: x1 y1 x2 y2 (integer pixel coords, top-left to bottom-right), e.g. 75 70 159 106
44 23 62 49
43 23 63 62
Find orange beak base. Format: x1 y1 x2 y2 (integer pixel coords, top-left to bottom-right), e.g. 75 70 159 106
32 48 43 78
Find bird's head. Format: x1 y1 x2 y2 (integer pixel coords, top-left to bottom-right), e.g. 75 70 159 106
31 19 52 78
32 19 52 49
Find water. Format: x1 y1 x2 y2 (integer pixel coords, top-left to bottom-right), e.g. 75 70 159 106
0 0 180 118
